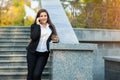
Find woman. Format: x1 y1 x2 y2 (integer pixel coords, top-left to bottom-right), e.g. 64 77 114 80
26 9 59 80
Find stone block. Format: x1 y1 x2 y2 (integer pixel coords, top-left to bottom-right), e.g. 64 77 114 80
50 43 97 80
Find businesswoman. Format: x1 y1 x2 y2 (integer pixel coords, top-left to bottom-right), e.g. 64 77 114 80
26 9 59 80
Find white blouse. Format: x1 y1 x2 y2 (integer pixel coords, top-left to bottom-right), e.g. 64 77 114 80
36 23 52 52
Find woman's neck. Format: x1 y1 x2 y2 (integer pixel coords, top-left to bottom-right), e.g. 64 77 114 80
41 23 47 27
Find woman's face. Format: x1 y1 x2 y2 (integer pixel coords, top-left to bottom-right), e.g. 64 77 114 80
39 12 48 24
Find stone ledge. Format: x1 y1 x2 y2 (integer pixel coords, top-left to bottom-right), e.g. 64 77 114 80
103 56 120 62
74 28 120 42
50 43 97 51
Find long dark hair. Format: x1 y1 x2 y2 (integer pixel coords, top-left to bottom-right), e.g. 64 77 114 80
34 9 57 35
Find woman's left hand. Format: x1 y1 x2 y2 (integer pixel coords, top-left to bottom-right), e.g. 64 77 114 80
51 35 59 43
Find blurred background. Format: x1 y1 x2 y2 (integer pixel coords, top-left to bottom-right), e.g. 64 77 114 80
0 0 120 29
0 0 40 26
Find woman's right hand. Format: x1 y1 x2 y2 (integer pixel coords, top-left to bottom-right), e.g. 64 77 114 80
36 17 40 25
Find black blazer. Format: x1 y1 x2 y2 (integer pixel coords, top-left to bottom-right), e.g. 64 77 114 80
26 24 55 53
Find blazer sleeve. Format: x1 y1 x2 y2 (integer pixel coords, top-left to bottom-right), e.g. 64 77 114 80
30 24 40 41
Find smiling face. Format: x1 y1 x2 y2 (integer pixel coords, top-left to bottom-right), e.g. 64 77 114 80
39 12 48 24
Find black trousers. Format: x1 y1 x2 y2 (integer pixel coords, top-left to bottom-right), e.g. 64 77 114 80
27 51 49 80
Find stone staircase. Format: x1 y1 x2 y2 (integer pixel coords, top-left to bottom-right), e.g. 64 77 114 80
0 27 51 80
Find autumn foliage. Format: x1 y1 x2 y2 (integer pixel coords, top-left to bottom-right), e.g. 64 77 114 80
0 0 34 27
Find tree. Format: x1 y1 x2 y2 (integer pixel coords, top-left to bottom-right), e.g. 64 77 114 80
81 0 103 4
104 0 120 29
0 0 32 26
0 0 12 26
11 0 25 26
62 0 104 28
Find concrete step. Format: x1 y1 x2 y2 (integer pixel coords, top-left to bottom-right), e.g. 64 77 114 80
0 31 30 34
0 56 26 60
0 59 51 66
0 50 52 54
0 48 26 51
0 26 30 30
0 66 50 72
0 30 30 33
0 33 30 36
0 40 29 43
6 79 51 80
0 60 26 63
0 49 26 52
0 66 27 72
0 38 29 41
0 71 49 75
0 65 50 68
0 30 29 32
0 27 30 32
0 44 27 47
0 59 27 66
0 27 51 80
0 72 50 79
0 47 26 52
0 43 29 46
0 54 26 57
0 45 27 48
0 36 29 38
0 54 51 61
0 51 26 55
0 32 30 34
0 53 52 57
7 79 51 80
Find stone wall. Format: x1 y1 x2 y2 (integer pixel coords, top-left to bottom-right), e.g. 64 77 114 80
50 43 97 80
74 28 120 80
